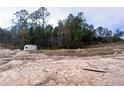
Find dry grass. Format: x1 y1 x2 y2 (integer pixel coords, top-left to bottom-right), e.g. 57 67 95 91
38 45 124 57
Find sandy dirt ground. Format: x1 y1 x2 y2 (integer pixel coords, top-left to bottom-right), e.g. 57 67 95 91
0 47 124 86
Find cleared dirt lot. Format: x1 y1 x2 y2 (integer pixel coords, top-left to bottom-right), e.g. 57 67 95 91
0 46 124 86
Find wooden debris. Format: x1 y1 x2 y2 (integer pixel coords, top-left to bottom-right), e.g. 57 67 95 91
113 49 122 56
83 68 107 73
113 51 118 56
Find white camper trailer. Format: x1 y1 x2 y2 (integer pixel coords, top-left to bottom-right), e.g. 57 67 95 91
24 45 37 51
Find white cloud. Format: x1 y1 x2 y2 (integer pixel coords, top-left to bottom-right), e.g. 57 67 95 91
76 8 124 30
0 7 124 30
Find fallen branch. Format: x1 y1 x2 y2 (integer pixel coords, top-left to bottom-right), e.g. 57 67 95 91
113 49 122 56
113 51 118 56
83 68 107 73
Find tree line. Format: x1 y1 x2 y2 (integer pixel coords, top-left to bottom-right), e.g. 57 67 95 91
0 7 123 49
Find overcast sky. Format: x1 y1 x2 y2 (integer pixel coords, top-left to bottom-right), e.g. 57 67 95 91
0 7 124 31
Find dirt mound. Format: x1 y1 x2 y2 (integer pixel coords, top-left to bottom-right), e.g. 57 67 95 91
0 47 124 85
